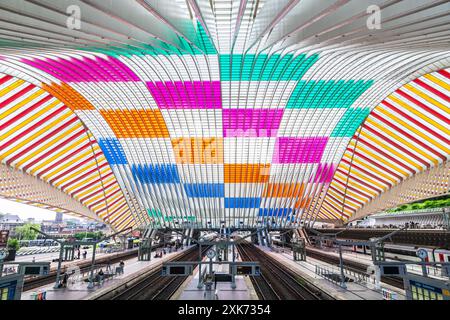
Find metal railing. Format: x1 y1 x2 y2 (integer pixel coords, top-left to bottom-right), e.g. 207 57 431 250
315 265 345 288
315 264 376 288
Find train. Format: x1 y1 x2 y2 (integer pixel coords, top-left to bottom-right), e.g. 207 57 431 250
19 239 60 247
199 232 217 242
271 237 450 263
350 243 450 263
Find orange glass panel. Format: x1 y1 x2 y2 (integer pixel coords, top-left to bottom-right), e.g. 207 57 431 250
263 183 305 198
224 164 270 183
294 197 312 209
42 82 95 110
100 109 169 138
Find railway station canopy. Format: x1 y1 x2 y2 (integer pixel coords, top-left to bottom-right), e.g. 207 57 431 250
0 0 448 232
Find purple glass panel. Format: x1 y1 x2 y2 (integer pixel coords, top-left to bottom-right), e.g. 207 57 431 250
311 163 336 183
146 81 222 109
223 109 284 137
273 137 328 163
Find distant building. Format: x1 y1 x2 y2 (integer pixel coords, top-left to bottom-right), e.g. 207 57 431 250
64 218 79 225
0 213 24 237
55 212 63 223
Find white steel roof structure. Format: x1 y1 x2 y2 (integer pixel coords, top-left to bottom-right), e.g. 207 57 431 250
0 0 448 229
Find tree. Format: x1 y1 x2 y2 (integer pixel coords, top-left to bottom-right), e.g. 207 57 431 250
73 231 103 241
14 223 41 240
7 238 19 251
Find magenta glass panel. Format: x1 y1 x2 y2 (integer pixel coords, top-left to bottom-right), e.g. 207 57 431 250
146 81 222 109
310 163 336 183
273 137 328 163
223 109 284 137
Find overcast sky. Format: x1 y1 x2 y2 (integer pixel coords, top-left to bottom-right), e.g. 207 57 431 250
0 198 73 222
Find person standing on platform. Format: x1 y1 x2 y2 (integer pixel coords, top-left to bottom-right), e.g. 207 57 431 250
98 269 104 285
62 273 69 288
77 248 80 259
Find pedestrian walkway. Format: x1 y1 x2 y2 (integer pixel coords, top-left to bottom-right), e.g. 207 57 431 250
307 246 446 281
175 249 258 300
21 247 190 300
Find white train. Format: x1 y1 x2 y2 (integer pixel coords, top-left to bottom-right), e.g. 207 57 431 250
350 243 450 263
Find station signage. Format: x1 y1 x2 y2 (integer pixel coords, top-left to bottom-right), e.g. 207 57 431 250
0 230 9 248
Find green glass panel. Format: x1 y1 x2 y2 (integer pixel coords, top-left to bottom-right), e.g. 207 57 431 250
331 107 371 137
147 209 195 222
286 79 374 109
219 53 319 81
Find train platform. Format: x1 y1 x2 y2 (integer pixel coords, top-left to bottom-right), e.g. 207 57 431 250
14 247 137 271
174 251 258 300
21 246 191 300
306 246 447 281
257 245 406 300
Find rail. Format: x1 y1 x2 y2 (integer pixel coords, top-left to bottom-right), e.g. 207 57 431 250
238 243 334 300
94 245 209 300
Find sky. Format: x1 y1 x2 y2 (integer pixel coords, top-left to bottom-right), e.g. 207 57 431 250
0 198 74 222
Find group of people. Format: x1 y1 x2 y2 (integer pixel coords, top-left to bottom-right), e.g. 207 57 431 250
75 248 88 259
154 249 166 258
57 260 125 288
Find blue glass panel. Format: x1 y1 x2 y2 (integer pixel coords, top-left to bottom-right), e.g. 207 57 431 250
184 183 224 197
225 197 261 208
98 138 127 165
131 164 180 184
258 208 293 217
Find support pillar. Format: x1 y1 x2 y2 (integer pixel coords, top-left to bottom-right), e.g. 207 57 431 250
293 239 306 261
264 229 271 247
338 244 347 289
54 243 64 289
257 229 264 246
443 208 450 231
87 243 97 289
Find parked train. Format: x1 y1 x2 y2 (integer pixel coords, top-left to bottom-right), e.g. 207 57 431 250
350 243 450 263
272 236 450 263
19 239 60 247
199 232 218 242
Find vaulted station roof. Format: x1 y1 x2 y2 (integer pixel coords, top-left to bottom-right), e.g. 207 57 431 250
0 1 448 229
0 73 136 230
320 69 450 221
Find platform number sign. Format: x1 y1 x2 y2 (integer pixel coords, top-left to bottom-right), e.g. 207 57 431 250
416 249 428 260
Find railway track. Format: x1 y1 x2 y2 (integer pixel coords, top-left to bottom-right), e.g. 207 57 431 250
305 248 405 289
23 248 142 291
96 245 208 300
237 243 334 300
